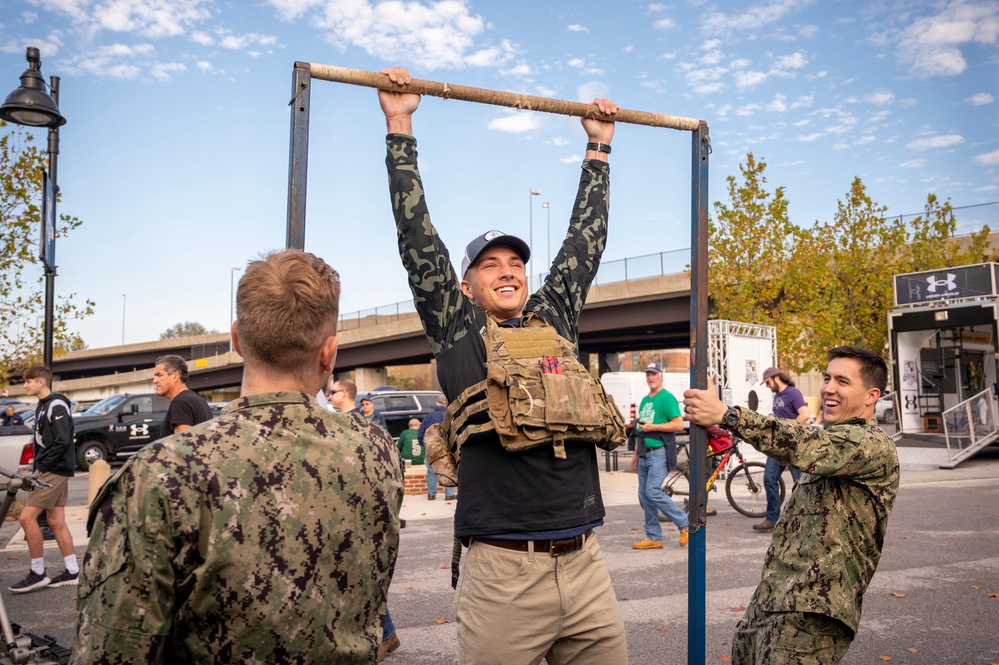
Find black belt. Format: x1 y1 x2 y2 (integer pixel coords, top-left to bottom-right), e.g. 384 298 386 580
477 529 594 557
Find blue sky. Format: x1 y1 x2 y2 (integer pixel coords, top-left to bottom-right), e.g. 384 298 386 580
1 0 997 351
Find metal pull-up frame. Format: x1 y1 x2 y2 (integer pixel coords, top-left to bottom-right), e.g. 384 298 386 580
285 62 711 664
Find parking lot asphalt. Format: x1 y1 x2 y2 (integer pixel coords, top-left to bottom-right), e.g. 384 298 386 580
0 443 996 663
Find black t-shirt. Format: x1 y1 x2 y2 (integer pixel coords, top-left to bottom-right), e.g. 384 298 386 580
163 390 214 435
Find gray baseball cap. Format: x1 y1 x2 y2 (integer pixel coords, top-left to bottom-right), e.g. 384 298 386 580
460 231 531 277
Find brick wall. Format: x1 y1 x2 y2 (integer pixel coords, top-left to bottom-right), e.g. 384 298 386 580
402 463 450 496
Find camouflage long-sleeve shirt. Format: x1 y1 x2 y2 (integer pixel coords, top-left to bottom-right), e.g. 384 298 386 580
73 392 403 665
385 134 612 537
732 410 900 634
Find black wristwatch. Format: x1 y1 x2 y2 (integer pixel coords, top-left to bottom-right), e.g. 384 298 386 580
720 406 740 430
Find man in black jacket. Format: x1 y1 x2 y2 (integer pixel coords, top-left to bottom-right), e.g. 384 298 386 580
12 365 78 593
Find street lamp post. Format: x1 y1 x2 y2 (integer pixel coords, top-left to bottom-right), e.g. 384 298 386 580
529 188 541 290
1 47 67 369
230 267 242 352
541 201 550 268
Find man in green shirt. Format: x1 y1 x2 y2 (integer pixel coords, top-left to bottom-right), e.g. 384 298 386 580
630 362 689 549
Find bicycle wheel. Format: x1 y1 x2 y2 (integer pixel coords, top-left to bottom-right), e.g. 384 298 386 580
661 463 690 497
725 462 783 518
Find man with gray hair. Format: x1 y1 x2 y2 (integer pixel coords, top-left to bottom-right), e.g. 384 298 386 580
152 354 213 435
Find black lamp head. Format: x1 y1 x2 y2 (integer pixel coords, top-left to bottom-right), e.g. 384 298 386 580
0 47 66 128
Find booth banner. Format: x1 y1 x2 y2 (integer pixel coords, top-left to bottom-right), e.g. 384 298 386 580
894 263 997 307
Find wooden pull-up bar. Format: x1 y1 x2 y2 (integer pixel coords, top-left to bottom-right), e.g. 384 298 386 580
303 63 702 132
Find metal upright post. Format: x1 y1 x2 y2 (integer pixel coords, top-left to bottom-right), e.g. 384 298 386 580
286 62 312 251
687 120 711 665
42 76 60 368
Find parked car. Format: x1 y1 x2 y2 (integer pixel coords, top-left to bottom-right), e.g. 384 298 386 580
0 425 35 489
71 399 101 415
356 389 444 439
210 400 231 417
72 393 170 470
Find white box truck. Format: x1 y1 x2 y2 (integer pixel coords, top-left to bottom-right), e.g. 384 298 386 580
601 371 690 432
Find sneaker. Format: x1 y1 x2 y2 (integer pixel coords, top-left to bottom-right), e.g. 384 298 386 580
48 569 79 587
427 494 436 501
632 538 663 550
753 520 776 532
679 528 689 547
9 570 50 594
378 632 400 661
444 495 455 502
706 507 717 517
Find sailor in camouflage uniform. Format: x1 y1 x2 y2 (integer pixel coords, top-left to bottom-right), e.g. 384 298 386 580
684 346 900 664
73 250 404 664
377 67 627 664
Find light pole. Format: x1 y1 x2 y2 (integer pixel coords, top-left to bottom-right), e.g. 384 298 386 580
230 267 241 352
1 47 67 369
529 188 541 290
541 201 551 268
121 294 126 345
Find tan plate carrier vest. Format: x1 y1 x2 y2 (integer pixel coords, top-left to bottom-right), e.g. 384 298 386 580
424 314 626 487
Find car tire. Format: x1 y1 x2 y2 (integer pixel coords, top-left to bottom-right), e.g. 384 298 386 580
77 440 108 471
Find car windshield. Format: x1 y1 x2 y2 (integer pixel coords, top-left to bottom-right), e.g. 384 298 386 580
80 394 127 416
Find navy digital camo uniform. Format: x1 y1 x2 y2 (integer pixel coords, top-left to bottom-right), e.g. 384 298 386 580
73 392 404 664
730 410 899 642
385 134 610 538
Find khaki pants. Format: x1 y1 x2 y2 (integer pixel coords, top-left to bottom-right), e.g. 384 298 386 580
732 595 852 665
455 533 627 665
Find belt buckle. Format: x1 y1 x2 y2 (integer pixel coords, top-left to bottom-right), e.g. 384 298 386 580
549 535 579 557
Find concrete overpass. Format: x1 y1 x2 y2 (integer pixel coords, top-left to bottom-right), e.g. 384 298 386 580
6 272 691 402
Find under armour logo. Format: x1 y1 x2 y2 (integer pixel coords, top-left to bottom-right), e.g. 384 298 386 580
130 423 149 437
904 395 918 410
926 273 956 293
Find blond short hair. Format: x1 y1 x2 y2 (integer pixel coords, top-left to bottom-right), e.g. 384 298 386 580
236 250 341 372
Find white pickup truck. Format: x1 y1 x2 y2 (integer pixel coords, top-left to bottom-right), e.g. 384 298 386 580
0 426 34 489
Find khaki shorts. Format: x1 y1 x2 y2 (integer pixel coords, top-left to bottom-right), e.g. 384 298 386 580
25 473 70 510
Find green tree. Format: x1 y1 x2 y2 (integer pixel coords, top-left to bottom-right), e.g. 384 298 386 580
708 152 805 334
1 122 93 385
708 155 992 374
160 321 217 339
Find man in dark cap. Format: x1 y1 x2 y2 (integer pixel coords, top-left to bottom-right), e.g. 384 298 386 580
377 67 627 664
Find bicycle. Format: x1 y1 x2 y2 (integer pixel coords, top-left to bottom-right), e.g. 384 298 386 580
0 465 73 664
661 439 784 518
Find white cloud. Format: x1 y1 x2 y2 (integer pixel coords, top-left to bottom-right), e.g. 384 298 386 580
151 62 186 81
502 62 531 77
734 69 768 88
798 132 823 142
966 92 995 106
549 138 569 146
701 0 809 35
577 81 609 102
567 24 588 33
560 154 580 164
311 0 490 70
93 0 213 38
654 18 676 30
219 33 278 50
975 149 999 165
792 119 810 126
267 0 324 21
899 158 926 168
466 40 517 67
567 57 585 68
773 51 807 69
190 31 214 46
22 11 39 23
906 134 965 150
864 89 895 105
896 1 999 77
487 112 540 133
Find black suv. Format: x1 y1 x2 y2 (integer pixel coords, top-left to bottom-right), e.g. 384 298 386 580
357 390 444 439
73 393 170 470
